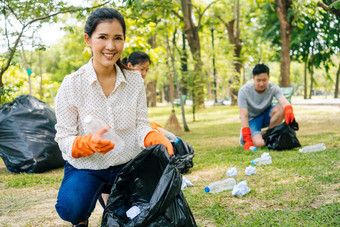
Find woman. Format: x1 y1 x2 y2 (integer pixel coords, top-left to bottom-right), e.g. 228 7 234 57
122 51 151 79
54 8 173 227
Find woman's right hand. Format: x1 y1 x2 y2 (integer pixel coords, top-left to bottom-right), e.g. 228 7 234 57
72 129 115 158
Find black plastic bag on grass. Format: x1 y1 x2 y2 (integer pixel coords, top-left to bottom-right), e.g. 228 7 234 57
263 118 301 151
101 144 197 227
171 137 194 174
0 95 65 173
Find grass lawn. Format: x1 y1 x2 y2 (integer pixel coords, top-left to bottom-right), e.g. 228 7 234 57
0 104 339 226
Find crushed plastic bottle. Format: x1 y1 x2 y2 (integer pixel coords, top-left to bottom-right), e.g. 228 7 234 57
232 181 251 196
84 115 125 152
299 143 326 153
226 167 237 177
245 166 257 175
205 178 237 193
251 152 272 166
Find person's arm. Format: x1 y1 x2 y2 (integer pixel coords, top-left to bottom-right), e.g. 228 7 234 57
239 108 254 150
134 77 173 155
278 97 295 124
240 108 250 128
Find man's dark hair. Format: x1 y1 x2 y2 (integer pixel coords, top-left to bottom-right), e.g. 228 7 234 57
252 64 269 76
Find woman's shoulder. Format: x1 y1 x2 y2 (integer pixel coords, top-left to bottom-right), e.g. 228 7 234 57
123 69 144 83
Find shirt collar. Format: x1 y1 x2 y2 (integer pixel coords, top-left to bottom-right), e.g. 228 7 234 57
84 58 128 86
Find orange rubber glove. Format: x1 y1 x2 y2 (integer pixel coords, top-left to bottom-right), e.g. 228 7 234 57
144 131 174 156
242 127 254 151
284 105 294 124
72 128 115 158
150 122 163 133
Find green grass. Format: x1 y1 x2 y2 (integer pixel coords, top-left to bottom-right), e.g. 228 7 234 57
149 105 340 227
0 104 339 226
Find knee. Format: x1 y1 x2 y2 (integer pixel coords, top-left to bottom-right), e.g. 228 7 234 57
253 136 265 148
55 197 89 224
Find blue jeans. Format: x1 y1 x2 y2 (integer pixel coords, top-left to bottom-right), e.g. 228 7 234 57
55 162 125 225
249 105 274 136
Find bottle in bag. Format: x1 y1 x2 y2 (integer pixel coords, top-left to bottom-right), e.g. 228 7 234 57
251 152 272 165
299 143 326 153
84 115 125 152
204 178 236 193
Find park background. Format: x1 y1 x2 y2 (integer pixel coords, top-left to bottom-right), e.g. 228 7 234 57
0 0 339 226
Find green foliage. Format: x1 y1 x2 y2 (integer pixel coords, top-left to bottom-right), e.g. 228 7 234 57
330 0 340 9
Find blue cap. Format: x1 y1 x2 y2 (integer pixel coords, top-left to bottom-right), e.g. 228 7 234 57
251 160 255 165
204 187 210 193
253 147 258 151
175 138 180 144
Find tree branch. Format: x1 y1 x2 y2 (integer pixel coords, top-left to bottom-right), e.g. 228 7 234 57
172 9 183 21
198 0 216 29
317 1 340 17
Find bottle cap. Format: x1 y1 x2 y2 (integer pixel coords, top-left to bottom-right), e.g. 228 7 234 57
84 115 93 124
251 160 255 165
175 138 180 144
204 187 210 193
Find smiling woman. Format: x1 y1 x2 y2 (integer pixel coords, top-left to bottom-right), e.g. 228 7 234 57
53 7 174 227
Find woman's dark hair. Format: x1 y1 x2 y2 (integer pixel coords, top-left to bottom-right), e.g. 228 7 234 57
252 64 270 76
122 51 151 67
84 7 128 71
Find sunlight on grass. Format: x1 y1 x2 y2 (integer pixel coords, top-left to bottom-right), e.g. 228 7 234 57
0 104 339 226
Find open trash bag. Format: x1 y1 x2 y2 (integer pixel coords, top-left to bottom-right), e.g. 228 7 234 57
263 119 301 151
171 137 194 174
0 95 65 173
101 144 197 227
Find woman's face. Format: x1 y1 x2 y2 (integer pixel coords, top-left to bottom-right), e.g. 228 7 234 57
84 19 125 71
128 61 150 79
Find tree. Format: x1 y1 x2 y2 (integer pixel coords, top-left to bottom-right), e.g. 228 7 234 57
275 0 293 87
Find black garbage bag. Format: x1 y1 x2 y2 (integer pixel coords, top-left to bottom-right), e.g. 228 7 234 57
171 137 194 174
0 95 65 173
101 144 197 227
263 119 301 151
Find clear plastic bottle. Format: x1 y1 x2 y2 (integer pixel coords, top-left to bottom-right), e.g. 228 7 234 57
249 146 258 151
204 178 236 193
84 115 125 153
157 127 178 142
251 152 272 165
299 143 326 153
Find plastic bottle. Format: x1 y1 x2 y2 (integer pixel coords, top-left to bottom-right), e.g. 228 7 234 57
84 115 125 152
299 143 326 153
249 146 258 151
157 127 178 142
251 152 272 165
204 178 237 193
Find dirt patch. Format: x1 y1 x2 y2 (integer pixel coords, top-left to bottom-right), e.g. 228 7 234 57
0 186 104 226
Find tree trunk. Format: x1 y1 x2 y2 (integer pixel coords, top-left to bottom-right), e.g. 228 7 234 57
217 0 242 105
166 25 190 131
146 80 157 107
180 31 188 96
276 0 292 87
304 59 308 99
39 50 43 100
181 0 204 108
334 60 340 98
309 56 314 99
